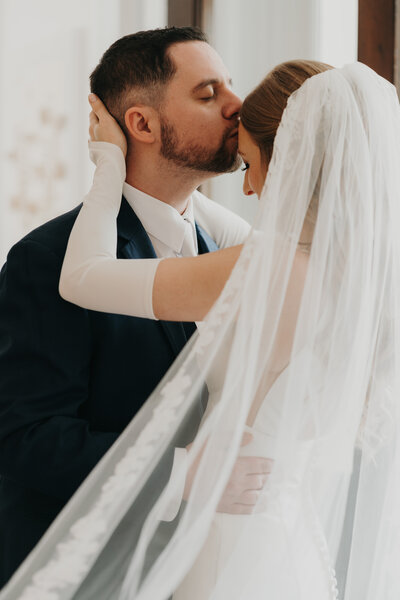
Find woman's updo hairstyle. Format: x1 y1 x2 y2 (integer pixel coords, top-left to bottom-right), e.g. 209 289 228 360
241 60 334 250
240 59 334 166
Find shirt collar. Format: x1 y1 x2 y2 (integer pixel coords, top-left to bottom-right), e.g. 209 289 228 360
122 182 196 254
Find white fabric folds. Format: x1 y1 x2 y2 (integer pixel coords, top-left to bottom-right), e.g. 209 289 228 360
2 63 400 600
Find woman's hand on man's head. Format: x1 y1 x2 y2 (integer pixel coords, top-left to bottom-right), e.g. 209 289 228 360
88 94 127 158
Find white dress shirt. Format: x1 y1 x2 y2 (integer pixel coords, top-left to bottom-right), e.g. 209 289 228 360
122 181 250 260
122 182 199 258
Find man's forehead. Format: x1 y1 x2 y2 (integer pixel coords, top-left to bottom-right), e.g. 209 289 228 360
168 41 231 84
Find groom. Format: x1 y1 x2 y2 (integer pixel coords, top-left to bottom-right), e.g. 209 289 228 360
0 26 267 587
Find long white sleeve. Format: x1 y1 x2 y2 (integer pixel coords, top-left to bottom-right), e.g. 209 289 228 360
59 142 162 319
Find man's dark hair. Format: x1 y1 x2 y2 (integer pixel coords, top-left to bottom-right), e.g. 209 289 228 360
90 26 208 132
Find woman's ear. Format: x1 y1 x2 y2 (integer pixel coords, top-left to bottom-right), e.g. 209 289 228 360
124 106 159 144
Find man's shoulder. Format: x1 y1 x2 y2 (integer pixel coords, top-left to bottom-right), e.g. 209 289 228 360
193 189 250 227
193 189 238 216
193 190 251 248
10 205 82 260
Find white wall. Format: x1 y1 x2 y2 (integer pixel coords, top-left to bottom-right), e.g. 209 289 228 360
0 0 89 263
0 0 168 265
205 0 358 224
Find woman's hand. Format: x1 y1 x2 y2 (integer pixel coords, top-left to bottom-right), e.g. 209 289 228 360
88 94 128 158
183 432 273 514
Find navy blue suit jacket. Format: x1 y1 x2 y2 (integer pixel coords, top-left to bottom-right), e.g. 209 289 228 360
0 197 218 587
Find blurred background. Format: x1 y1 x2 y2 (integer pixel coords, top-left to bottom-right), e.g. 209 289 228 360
0 0 398 264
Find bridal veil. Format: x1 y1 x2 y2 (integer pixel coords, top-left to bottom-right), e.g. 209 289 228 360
1 62 400 600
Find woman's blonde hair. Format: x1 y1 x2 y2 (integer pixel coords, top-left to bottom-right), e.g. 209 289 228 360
240 60 334 250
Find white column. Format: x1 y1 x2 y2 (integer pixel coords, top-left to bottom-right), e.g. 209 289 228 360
316 0 358 67
119 0 168 34
395 0 400 93
88 0 167 65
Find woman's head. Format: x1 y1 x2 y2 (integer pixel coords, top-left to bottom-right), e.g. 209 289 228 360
239 60 333 197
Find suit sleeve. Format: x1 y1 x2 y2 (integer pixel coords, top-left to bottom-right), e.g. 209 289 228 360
0 238 119 501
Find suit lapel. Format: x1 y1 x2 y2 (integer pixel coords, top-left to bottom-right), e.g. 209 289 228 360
116 197 188 357
117 197 157 260
117 197 219 258
195 223 219 255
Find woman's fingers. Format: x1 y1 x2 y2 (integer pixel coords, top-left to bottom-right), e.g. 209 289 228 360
89 110 99 141
89 94 109 121
89 110 98 125
87 94 128 157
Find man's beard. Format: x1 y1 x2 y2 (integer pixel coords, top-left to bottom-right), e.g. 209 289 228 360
159 117 242 174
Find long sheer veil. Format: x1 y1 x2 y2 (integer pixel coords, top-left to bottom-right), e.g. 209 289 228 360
1 63 400 600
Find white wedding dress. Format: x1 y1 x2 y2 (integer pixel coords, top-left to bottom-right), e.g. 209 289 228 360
173 348 333 600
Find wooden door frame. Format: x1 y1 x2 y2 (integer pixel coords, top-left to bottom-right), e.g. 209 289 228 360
358 0 396 85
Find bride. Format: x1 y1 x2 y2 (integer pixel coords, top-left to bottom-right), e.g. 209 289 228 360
2 60 400 600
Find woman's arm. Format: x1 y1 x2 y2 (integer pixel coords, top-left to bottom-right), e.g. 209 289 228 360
59 95 242 322
153 246 242 321
59 140 163 319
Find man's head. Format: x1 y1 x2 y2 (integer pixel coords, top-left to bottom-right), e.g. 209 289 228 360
90 27 242 176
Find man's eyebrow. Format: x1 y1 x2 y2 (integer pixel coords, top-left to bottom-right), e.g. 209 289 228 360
191 78 233 94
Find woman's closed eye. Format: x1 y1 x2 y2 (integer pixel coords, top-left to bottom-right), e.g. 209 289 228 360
241 162 249 171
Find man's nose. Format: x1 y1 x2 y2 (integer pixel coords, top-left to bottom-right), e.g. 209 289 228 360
243 172 254 196
222 89 242 120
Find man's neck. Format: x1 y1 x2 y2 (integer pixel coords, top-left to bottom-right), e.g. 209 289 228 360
125 151 207 215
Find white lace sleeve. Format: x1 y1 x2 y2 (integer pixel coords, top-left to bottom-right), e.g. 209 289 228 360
59 141 162 319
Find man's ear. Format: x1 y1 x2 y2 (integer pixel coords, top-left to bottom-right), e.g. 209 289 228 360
124 106 159 144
